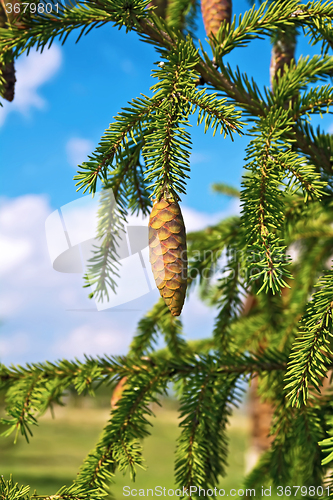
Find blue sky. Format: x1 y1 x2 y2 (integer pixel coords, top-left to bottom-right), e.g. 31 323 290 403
1 0 331 210
0 0 332 365
1 0 275 211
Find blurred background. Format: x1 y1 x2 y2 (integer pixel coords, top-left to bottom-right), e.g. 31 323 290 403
0 389 251 497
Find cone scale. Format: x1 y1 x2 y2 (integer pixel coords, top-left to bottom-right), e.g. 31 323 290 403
201 0 231 38
149 197 187 316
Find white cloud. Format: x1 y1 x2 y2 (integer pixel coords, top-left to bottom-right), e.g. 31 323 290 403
66 137 94 167
182 292 215 330
190 151 211 165
0 193 239 365
0 44 62 126
0 193 49 232
54 324 131 358
0 235 32 276
183 198 240 232
120 59 136 76
0 331 30 358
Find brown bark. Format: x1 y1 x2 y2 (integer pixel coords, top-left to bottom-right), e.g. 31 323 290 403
245 377 274 473
270 28 297 87
201 0 231 38
110 377 128 409
0 0 22 102
1 59 15 101
249 379 274 452
243 294 274 473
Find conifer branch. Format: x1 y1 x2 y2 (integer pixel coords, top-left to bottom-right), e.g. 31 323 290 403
280 227 333 349
76 366 168 489
130 298 189 358
182 87 243 137
129 301 163 356
74 96 163 195
174 370 237 495
0 352 288 389
212 246 246 353
211 182 240 197
294 121 333 175
82 188 124 302
242 451 272 490
143 95 192 199
166 0 199 37
240 109 294 294
297 84 333 117
212 1 301 56
257 382 325 486
187 216 240 290
1 373 44 442
269 53 333 99
276 151 326 201
2 0 333 495
285 269 333 407
0 476 30 500
304 13 333 55
138 9 333 163
141 39 199 198
0 0 151 56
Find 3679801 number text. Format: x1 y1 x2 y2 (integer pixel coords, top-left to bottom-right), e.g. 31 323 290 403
5 2 59 15
276 485 329 496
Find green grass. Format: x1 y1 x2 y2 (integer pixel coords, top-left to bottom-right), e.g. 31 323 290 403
0 398 251 498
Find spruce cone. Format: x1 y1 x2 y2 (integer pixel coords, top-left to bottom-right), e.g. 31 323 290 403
149 197 187 316
201 0 231 38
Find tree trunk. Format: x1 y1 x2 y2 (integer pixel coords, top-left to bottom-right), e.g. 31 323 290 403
0 0 21 101
270 28 297 87
245 377 274 473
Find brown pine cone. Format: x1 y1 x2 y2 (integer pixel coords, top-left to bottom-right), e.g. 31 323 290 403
149 197 187 316
201 0 231 38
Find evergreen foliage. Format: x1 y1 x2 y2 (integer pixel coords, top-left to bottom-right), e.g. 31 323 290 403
2 0 333 498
